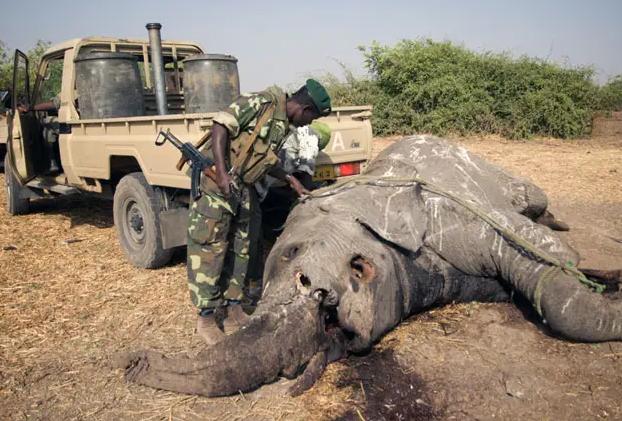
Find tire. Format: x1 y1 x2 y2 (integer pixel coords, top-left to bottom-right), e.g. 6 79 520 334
4 154 30 215
113 172 173 269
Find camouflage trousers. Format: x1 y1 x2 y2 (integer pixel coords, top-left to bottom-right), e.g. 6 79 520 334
187 183 260 309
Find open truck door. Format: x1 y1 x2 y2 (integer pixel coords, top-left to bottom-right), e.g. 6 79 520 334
8 49 46 183
0 90 9 168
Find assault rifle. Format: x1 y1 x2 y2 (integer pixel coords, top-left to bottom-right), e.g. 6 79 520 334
155 130 240 207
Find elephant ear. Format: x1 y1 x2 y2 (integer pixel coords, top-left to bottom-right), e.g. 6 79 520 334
354 186 427 254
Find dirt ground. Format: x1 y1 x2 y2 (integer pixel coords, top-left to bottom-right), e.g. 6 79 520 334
1 135 621 420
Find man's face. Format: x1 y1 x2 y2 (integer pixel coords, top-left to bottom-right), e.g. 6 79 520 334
290 103 320 128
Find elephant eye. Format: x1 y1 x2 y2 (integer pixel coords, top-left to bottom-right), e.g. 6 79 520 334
350 255 376 282
281 245 300 261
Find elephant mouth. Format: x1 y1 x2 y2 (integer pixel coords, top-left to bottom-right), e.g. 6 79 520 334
323 305 357 342
294 271 357 346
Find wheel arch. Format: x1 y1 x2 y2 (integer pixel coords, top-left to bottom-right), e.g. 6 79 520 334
109 154 143 188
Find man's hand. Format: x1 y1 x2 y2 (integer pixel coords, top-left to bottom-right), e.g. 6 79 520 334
287 175 310 197
216 169 232 197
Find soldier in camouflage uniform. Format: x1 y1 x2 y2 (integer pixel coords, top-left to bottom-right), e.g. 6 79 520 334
187 79 332 344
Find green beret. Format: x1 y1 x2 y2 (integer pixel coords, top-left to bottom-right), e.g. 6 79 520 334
309 121 332 150
305 79 332 116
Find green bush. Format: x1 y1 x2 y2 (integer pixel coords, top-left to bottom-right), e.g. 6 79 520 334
0 39 53 98
598 75 622 112
324 39 613 139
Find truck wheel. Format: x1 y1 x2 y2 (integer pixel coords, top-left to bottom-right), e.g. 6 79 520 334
4 154 30 215
113 172 173 269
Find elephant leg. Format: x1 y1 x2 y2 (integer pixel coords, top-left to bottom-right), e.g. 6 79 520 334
485 216 621 341
413 247 510 306
426 202 621 341
535 210 570 231
504 176 570 231
501 176 548 219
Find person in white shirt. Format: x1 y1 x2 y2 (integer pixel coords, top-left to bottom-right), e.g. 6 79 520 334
255 121 331 201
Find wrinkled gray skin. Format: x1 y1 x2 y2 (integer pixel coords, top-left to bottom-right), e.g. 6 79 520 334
121 136 622 397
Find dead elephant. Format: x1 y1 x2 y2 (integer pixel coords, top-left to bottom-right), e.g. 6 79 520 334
119 135 622 397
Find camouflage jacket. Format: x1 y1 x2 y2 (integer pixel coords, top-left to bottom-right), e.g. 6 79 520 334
211 86 290 153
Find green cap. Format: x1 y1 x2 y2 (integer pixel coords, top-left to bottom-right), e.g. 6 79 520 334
305 79 332 116
310 121 332 150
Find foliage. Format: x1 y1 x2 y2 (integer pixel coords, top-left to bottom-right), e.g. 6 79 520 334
0 39 55 107
324 39 617 139
26 40 52 84
0 41 12 93
38 55 63 103
598 75 622 112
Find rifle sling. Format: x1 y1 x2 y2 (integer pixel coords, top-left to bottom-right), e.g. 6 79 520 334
232 102 277 174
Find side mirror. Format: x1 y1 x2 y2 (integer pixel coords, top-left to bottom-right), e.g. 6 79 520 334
0 91 11 105
0 90 9 109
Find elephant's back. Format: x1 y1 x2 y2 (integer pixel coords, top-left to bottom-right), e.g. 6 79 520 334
365 135 548 215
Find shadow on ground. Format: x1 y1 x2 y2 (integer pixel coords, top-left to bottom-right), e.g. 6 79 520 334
332 348 443 421
27 195 114 229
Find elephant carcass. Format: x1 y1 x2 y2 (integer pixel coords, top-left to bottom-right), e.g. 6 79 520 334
119 136 622 396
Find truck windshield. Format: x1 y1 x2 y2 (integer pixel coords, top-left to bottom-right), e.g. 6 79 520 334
38 58 63 107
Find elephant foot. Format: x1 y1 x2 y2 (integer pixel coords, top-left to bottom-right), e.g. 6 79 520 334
536 210 570 231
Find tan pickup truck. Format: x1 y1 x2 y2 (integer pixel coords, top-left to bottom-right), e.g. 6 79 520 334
5 25 373 269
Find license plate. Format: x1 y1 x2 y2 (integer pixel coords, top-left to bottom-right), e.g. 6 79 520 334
313 165 335 181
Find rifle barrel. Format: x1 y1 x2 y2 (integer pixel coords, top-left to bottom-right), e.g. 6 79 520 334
162 131 183 148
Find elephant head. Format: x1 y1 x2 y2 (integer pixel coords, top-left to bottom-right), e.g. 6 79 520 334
262 182 428 353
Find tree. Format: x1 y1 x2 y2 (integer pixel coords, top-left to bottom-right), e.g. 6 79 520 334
598 75 622 111
0 39 52 94
0 40 12 90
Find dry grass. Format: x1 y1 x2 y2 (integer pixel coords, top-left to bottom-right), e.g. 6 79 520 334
298 304 478 420
1 134 621 420
455 135 622 205
0 195 305 420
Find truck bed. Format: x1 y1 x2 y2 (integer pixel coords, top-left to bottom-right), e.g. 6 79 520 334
61 106 373 191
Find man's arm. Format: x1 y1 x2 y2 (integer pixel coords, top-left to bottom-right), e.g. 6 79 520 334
293 171 313 191
267 166 310 197
208 122 232 197
17 99 58 113
33 101 57 112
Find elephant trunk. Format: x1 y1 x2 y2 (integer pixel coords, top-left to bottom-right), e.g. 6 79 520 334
120 295 324 396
